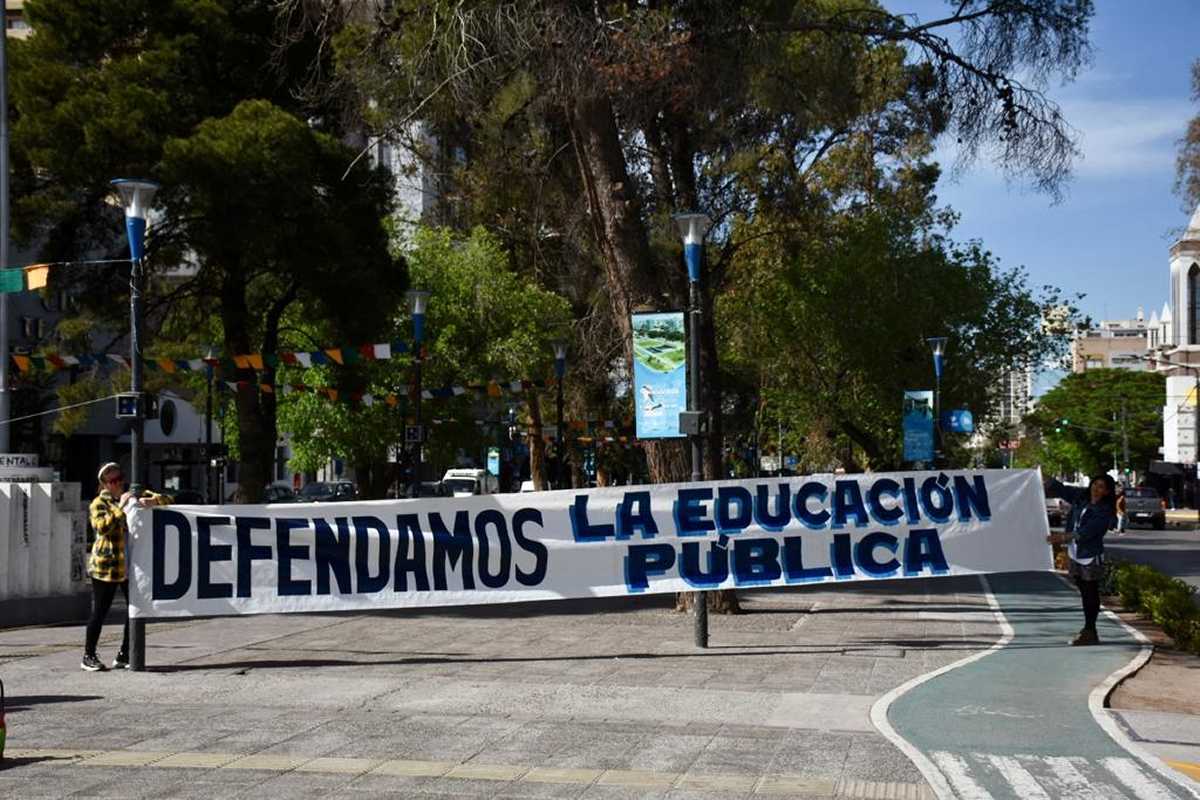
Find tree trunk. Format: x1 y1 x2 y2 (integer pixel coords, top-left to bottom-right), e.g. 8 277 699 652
528 388 548 490
569 94 689 486
675 589 741 614
221 272 271 503
701 282 724 481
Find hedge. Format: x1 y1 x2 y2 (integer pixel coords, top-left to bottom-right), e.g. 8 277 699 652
1102 561 1200 654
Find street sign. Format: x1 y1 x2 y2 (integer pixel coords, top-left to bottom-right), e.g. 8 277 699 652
941 408 975 434
487 447 500 477
116 393 140 419
902 390 934 462
760 455 781 472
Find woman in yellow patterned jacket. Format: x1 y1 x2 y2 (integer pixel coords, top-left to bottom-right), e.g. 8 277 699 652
83 462 169 672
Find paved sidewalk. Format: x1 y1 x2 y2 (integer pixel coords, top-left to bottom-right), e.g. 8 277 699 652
0 577 1002 799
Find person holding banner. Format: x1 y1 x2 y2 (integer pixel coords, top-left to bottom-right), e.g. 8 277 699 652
82 462 170 671
1045 474 1117 646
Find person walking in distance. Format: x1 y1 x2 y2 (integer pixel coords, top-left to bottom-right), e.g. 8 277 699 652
82 462 170 671
1115 488 1127 535
1045 473 1117 646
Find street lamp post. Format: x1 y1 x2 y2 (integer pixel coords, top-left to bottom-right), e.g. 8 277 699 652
407 289 430 496
204 346 216 503
926 337 947 468
111 177 159 673
674 210 712 649
552 340 567 489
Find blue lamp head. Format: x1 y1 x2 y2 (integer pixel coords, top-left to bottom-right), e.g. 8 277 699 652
926 336 948 379
110 179 160 262
673 212 712 283
407 289 431 344
552 340 567 379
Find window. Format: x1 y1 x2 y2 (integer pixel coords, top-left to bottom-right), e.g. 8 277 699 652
1085 358 1104 369
1190 264 1200 344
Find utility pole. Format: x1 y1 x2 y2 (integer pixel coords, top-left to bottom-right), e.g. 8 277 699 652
0 23 11 452
1121 398 1130 482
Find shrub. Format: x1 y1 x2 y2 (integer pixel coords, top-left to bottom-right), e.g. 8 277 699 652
1104 561 1200 655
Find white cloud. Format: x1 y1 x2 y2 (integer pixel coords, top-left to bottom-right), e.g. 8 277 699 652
1064 98 1193 176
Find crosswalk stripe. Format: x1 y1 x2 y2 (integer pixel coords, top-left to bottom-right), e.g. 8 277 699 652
1103 757 1181 800
931 752 992 800
1041 756 1112 799
984 755 1049 800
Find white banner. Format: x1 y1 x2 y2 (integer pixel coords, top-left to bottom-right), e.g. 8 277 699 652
127 469 1052 618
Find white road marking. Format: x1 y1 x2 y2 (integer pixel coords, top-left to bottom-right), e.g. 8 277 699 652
1042 755 1117 799
1105 757 1182 800
984 754 1049 799
931 752 992 800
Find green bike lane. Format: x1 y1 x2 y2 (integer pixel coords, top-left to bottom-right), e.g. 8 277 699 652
880 571 1200 799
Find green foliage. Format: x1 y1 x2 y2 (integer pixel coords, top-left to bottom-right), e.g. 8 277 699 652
1109 561 1200 654
276 226 572 492
1026 369 1164 476
10 2 399 498
718 202 1075 469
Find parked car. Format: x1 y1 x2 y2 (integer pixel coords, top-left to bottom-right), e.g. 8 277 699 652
298 481 357 503
1123 487 1166 530
1045 496 1071 527
409 481 449 498
263 484 297 503
441 468 500 497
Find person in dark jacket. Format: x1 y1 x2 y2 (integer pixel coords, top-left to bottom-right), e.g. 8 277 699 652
1045 473 1117 645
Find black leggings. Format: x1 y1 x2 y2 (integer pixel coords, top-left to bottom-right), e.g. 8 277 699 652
1077 578 1100 631
85 579 129 657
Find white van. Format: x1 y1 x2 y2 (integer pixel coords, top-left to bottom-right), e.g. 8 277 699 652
441 468 500 497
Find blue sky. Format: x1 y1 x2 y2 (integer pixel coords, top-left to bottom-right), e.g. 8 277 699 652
888 0 1198 393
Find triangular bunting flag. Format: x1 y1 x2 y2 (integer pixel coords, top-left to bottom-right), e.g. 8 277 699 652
374 343 391 360
324 348 343 365
0 270 23 293
24 264 50 290
12 355 31 372
247 354 264 370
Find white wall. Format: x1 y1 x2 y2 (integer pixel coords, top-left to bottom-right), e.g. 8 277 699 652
0 482 88 604
1164 375 1197 463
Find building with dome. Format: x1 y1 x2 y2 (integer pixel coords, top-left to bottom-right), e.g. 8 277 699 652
1153 205 1200 494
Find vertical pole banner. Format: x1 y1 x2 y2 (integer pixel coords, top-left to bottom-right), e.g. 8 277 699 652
127 469 1052 618
903 390 935 463
632 312 687 439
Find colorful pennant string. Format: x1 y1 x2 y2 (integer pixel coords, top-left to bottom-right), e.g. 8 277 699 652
0 259 140 294
8 340 412 375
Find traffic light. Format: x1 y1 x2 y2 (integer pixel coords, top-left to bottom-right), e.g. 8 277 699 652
1054 417 1070 433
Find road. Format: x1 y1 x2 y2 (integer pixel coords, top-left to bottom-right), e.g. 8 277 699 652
1106 527 1200 593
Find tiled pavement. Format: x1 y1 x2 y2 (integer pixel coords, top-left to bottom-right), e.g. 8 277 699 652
0 576 999 798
